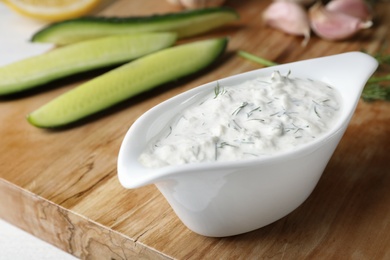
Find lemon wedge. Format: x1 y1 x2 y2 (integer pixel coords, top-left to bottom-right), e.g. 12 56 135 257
4 0 100 21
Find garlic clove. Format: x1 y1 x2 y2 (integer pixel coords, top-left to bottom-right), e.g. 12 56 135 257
263 1 311 45
326 0 373 21
166 0 226 9
275 0 316 7
309 1 373 41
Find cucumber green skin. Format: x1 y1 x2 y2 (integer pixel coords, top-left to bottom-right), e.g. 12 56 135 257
31 7 238 45
0 33 177 96
27 38 228 128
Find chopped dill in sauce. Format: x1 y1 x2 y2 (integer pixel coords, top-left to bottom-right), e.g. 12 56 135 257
139 71 342 168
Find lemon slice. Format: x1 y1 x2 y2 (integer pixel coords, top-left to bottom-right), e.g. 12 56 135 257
4 0 100 21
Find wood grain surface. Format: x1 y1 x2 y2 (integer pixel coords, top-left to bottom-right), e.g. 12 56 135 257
1 0 389 259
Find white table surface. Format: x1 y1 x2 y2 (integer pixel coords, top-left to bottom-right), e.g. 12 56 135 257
0 4 73 259
0 2 53 66
0 219 77 260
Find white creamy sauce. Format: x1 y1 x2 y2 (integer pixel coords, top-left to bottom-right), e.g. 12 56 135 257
139 71 342 168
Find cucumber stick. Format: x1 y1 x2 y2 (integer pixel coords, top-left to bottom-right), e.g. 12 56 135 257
27 38 228 128
32 7 238 45
0 33 177 96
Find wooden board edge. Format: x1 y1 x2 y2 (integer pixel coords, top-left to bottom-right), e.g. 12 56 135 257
0 178 170 259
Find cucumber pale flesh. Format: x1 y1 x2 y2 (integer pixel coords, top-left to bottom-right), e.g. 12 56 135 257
0 33 177 96
27 38 228 128
32 7 238 45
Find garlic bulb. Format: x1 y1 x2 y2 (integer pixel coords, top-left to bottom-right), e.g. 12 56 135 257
326 0 373 21
263 1 311 45
309 1 373 41
166 0 225 9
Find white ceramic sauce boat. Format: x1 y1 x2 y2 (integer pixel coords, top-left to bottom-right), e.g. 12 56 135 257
118 52 378 237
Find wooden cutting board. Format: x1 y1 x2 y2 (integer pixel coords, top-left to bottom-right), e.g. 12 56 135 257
1 0 389 259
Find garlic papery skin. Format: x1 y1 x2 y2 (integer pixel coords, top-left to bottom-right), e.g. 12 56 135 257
326 0 373 21
309 2 373 41
263 1 311 45
166 0 225 9
275 0 316 7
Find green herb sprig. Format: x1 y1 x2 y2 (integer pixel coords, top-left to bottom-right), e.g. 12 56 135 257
237 50 390 102
237 50 278 67
361 83 390 101
362 52 390 101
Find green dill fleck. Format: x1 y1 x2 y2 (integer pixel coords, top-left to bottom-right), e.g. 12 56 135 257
232 102 249 116
270 111 280 117
247 106 261 117
214 81 226 99
154 141 161 148
215 142 238 161
314 105 321 118
312 100 321 118
232 119 242 129
165 126 172 138
247 118 265 122
218 142 237 148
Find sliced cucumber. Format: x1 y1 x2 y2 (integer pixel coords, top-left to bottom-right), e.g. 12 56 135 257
0 33 177 96
31 7 238 45
27 38 228 128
